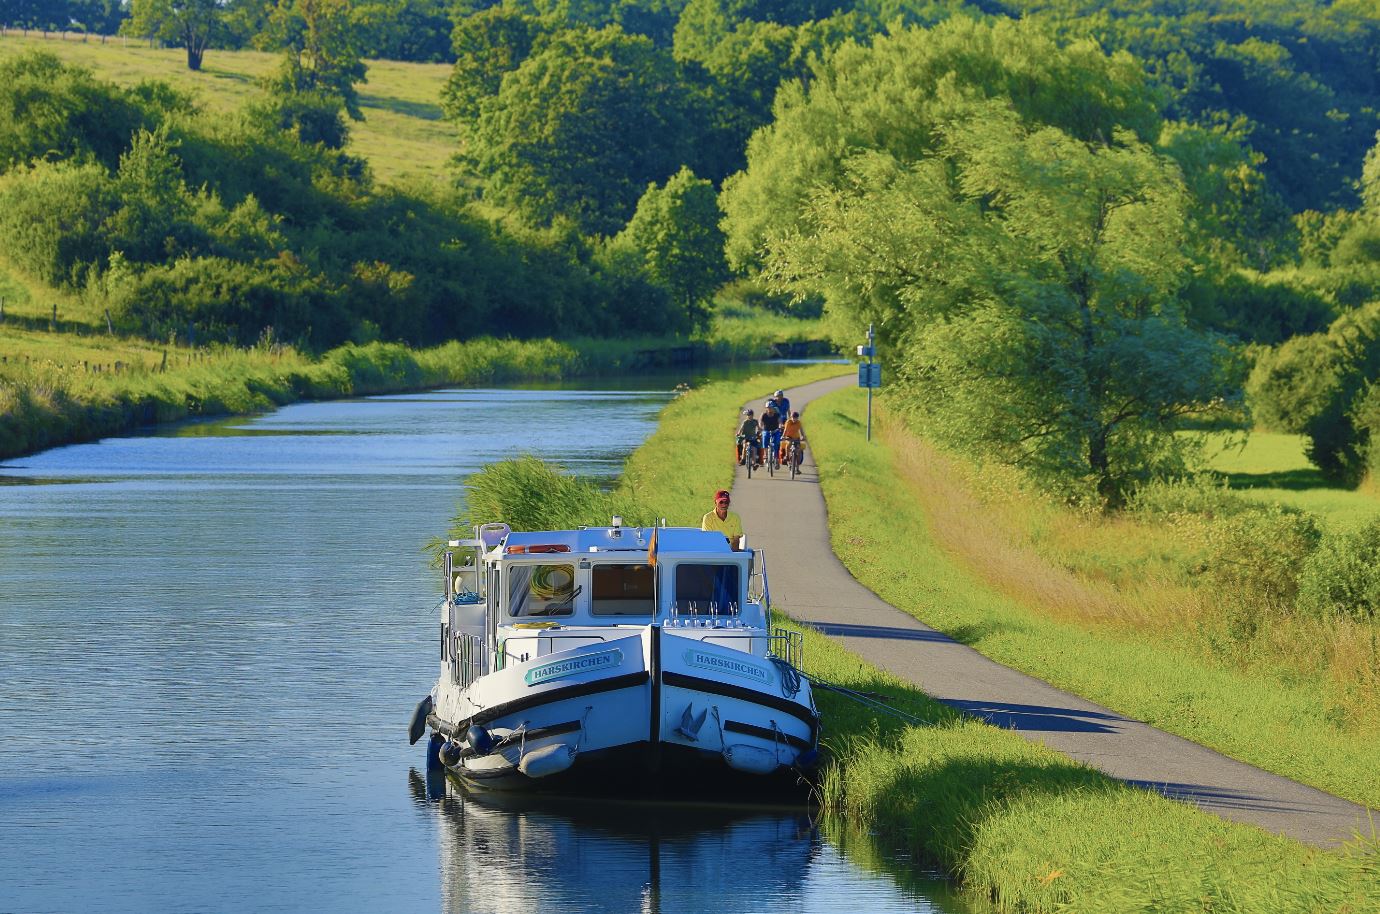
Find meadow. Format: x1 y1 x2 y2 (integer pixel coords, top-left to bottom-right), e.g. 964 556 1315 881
456 368 1380 911
0 31 456 186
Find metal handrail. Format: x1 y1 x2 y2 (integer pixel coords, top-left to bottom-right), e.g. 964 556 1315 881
768 627 804 673
452 631 484 687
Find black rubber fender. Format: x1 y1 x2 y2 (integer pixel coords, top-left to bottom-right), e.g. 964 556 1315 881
409 695 434 745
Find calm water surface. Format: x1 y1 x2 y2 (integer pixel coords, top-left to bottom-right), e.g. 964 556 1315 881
0 378 961 914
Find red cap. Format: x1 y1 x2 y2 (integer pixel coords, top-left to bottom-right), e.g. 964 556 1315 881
714 489 731 502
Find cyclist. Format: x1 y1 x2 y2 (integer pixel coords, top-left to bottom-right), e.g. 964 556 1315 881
781 410 805 469
735 409 761 467
759 400 782 468
769 389 791 424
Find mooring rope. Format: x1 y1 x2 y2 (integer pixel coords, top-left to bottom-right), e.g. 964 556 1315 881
802 673 932 727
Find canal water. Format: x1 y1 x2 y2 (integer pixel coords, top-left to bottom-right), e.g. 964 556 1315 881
0 372 964 914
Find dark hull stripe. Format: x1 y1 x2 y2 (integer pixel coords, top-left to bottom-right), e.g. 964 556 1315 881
662 671 818 736
723 719 813 752
431 671 651 735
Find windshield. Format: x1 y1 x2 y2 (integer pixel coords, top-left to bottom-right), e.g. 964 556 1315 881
673 563 741 615
508 563 576 617
591 564 656 616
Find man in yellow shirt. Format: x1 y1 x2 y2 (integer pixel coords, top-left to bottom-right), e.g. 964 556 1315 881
700 489 743 550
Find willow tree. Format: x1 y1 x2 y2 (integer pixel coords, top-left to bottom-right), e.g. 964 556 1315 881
736 20 1243 503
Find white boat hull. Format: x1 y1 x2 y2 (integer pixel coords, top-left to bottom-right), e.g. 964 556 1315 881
427 626 817 791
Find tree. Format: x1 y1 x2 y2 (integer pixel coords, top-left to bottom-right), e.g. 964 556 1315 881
442 7 544 131
123 0 224 71
258 0 368 148
467 26 693 234
753 38 1242 502
609 167 725 327
720 17 1161 273
351 0 453 62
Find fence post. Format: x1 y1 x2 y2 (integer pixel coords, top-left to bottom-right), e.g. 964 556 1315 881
50 303 58 332
0 295 5 323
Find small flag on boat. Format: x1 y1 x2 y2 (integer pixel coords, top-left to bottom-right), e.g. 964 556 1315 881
647 527 659 567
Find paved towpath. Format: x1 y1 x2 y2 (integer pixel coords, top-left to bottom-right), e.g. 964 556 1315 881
734 374 1374 848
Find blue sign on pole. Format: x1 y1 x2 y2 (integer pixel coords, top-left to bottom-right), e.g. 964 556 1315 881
858 363 881 388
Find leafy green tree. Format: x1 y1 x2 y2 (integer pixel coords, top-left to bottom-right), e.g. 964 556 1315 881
467 26 693 234
609 167 725 328
258 0 369 148
1361 132 1380 215
442 6 545 132
351 0 453 62
104 128 202 264
720 17 1161 273
123 0 225 70
749 31 1241 501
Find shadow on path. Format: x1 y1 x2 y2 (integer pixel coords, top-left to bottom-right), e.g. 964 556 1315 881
943 699 1127 734
812 622 955 643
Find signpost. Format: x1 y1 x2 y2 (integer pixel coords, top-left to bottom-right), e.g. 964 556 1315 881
856 324 880 441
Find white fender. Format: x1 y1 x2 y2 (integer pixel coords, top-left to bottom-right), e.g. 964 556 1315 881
519 742 577 778
722 744 778 775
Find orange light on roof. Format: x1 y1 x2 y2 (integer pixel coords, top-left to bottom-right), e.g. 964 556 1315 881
505 544 571 555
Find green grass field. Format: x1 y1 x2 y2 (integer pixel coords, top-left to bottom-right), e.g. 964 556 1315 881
0 32 456 184
1198 430 1380 530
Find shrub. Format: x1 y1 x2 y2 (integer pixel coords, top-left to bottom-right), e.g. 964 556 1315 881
1297 519 1380 621
1199 505 1322 611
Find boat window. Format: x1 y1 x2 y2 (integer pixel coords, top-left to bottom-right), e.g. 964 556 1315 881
673 564 741 615
508 563 576 617
591 564 655 616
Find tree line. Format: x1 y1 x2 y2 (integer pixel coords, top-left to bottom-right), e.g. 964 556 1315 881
3 0 1380 501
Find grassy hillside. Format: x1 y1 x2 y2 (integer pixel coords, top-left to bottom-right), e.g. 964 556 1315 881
0 33 455 184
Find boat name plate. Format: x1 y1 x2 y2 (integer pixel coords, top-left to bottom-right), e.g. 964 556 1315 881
523 649 623 687
682 650 773 686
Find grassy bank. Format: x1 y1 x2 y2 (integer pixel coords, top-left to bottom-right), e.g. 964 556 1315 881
808 387 1380 809
454 371 1379 911
0 336 590 460
1 283 831 460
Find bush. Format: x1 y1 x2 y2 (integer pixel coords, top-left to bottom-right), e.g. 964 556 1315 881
1297 519 1380 621
1199 505 1322 611
1246 333 1340 433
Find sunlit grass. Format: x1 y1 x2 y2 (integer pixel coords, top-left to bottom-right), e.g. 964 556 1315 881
1194 429 1380 531
808 387 1380 808
0 33 457 184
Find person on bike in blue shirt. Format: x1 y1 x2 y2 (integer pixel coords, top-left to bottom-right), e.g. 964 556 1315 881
769 390 791 424
759 401 783 468
735 409 761 466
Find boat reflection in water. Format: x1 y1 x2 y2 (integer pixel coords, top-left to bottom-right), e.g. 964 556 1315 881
407 769 965 914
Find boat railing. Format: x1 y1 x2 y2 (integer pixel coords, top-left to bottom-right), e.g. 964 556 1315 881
452 631 485 687
768 627 805 674
748 550 771 608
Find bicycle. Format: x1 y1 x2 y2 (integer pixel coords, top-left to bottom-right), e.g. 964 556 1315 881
785 438 804 480
738 435 758 479
764 428 782 477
